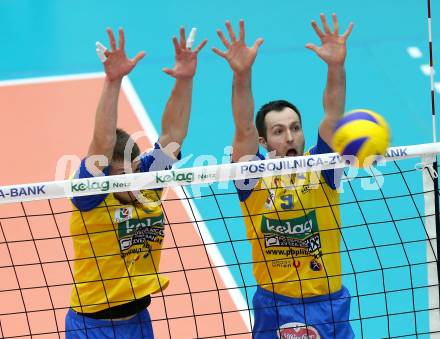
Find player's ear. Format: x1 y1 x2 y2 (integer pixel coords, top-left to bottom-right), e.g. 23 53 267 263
258 136 268 150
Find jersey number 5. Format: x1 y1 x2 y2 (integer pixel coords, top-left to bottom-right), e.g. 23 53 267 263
280 194 294 210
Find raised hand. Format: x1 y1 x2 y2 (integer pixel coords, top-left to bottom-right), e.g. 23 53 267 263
212 20 264 75
99 28 145 81
306 13 353 66
162 27 208 79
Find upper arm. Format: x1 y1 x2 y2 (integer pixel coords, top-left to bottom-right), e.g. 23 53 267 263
71 159 110 211
318 116 338 147
309 133 342 190
233 151 265 202
87 137 115 173
232 125 260 163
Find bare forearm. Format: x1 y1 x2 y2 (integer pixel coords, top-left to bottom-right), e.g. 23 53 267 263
319 64 346 144
323 64 346 122
159 78 193 149
232 71 255 133
88 77 122 157
231 71 259 161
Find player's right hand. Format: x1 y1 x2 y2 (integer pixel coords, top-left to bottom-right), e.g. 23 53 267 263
98 28 145 81
212 20 263 75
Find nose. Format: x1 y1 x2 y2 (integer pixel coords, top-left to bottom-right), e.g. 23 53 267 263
286 130 294 143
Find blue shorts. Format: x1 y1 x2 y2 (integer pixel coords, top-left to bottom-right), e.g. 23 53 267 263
252 285 354 339
65 308 154 339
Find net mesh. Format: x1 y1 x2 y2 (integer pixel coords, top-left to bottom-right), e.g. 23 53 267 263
0 148 439 339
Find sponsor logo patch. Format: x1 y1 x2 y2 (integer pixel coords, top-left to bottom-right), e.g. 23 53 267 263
114 207 133 223
264 190 275 210
277 322 321 339
118 215 164 257
261 211 319 240
310 259 322 272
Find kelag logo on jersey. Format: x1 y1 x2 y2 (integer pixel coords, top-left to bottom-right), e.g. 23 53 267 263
261 210 318 239
118 215 164 253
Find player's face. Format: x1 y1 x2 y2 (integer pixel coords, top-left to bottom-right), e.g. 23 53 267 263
259 107 305 157
109 159 141 204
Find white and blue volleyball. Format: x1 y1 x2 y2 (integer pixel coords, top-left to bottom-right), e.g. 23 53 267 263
332 109 390 167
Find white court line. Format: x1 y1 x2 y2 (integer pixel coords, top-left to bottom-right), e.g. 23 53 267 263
0 72 104 86
0 72 252 331
121 77 253 331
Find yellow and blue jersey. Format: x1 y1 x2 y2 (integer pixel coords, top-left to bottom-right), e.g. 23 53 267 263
235 134 343 298
69 143 178 314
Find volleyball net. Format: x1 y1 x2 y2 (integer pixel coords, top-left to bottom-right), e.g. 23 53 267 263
0 142 439 338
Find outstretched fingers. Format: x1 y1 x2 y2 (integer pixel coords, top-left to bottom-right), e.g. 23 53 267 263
252 37 264 51
106 28 117 51
194 39 208 53
212 47 227 58
216 29 231 49
311 20 325 40
162 67 174 76
342 22 354 40
320 13 331 34
239 19 245 42
179 26 186 49
305 43 319 53
225 20 237 42
331 13 339 35
186 27 197 49
96 41 110 58
118 28 125 50
172 36 180 54
132 51 146 65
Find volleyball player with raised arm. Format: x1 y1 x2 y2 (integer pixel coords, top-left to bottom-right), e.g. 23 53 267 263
212 15 354 338
65 27 207 338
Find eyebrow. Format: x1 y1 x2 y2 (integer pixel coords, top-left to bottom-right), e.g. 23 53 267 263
271 121 300 129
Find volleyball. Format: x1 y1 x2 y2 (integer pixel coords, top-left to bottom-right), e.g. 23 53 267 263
332 109 390 167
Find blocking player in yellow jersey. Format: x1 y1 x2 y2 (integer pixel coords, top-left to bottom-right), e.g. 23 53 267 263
65 28 207 338
212 15 355 338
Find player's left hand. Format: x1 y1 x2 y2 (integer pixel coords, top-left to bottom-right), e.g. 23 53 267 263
306 13 353 66
163 27 208 79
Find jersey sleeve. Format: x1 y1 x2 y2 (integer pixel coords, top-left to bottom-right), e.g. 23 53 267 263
233 151 265 202
139 142 182 173
72 142 182 211
309 134 342 190
71 159 111 211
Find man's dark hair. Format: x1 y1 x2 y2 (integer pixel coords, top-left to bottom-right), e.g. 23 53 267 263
112 128 140 162
255 100 302 139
